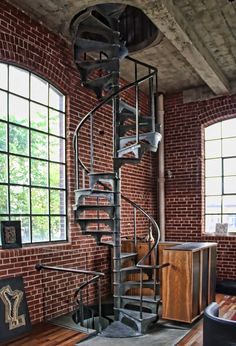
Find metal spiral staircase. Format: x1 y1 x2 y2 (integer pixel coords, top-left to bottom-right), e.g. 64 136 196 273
71 4 169 336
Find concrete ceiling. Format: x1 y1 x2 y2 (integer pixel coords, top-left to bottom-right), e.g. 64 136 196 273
7 0 236 98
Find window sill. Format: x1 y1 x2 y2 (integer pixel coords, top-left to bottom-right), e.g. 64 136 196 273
202 232 236 238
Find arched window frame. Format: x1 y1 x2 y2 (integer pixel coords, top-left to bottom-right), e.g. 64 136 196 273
0 62 67 245
204 117 236 234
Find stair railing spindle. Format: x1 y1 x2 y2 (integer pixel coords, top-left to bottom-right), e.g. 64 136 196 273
90 113 94 173
133 207 137 247
139 268 143 319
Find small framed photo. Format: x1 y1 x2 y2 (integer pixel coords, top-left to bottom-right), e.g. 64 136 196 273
1 221 22 249
215 223 228 235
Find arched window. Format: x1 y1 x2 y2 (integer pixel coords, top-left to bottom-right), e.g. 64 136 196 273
205 118 236 234
0 63 67 244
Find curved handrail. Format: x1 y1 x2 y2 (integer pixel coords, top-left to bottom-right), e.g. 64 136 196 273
36 264 104 331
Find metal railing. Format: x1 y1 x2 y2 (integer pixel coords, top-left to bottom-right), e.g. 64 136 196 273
36 264 104 332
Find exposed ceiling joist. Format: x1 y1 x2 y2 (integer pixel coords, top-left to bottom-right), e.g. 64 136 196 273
148 0 230 95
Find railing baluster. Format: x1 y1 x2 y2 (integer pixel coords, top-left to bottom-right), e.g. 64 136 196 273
139 268 143 319
98 277 102 333
80 290 84 327
90 113 94 173
135 62 139 144
133 207 137 247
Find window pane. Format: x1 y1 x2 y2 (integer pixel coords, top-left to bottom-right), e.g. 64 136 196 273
9 125 29 156
31 188 48 214
0 185 8 214
224 158 236 176
51 216 66 241
30 102 48 132
206 196 221 214
9 66 29 98
50 163 65 188
50 190 66 214
205 177 222 195
10 156 29 185
205 214 221 233
49 86 65 112
0 91 7 120
224 177 236 194
9 95 29 126
10 216 30 243
32 216 49 242
222 118 236 138
222 138 236 157
205 140 221 159
31 159 48 186
223 195 236 213
205 159 221 177
0 154 8 183
205 123 221 140
31 131 48 159
0 63 8 90
0 122 7 151
49 109 65 136
222 214 236 232
30 74 48 105
10 186 29 213
49 136 65 162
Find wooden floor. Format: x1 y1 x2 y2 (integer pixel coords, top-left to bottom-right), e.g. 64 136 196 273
177 294 236 346
1 323 89 346
2 294 235 346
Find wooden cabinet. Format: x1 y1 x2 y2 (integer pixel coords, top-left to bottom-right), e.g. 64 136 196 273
162 242 217 323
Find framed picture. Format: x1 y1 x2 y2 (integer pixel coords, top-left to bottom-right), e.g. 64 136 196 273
1 221 22 249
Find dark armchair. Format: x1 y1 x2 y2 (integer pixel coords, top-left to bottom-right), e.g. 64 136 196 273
203 302 236 346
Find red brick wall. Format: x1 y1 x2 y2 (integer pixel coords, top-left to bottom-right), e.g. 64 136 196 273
0 1 157 324
164 92 236 280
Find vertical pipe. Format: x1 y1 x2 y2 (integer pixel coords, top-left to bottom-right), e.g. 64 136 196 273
135 63 139 143
90 113 94 173
133 207 137 247
80 290 84 327
75 135 79 190
158 94 165 241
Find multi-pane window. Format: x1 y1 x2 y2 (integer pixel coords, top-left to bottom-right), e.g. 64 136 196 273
205 118 236 233
0 63 67 244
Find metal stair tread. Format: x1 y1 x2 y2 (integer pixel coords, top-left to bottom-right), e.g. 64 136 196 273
75 188 116 193
120 252 137 259
75 205 116 209
119 131 160 142
120 295 161 303
120 280 159 286
120 265 151 272
116 308 157 321
81 230 113 234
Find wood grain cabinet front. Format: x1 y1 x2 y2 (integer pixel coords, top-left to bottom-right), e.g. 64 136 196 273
161 242 217 323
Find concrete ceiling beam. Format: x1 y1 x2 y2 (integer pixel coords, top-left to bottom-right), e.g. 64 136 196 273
147 0 230 95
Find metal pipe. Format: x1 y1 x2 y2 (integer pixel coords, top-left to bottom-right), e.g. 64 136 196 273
158 94 165 241
139 268 143 319
98 277 102 333
35 264 104 277
134 207 137 247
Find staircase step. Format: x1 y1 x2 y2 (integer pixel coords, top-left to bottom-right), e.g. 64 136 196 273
88 172 117 189
119 131 161 151
116 308 157 333
120 295 161 304
119 112 152 125
83 73 114 99
74 205 115 218
118 123 152 137
117 143 141 158
72 8 116 42
120 252 137 259
120 265 151 274
75 188 116 204
113 157 141 170
117 308 157 322
81 230 113 245
76 59 119 82
119 100 137 115
119 280 159 291
77 218 114 230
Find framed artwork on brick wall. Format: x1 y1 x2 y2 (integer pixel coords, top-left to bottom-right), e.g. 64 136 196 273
0 276 32 343
1 221 22 249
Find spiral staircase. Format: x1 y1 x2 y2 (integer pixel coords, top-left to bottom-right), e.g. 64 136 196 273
71 4 169 336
